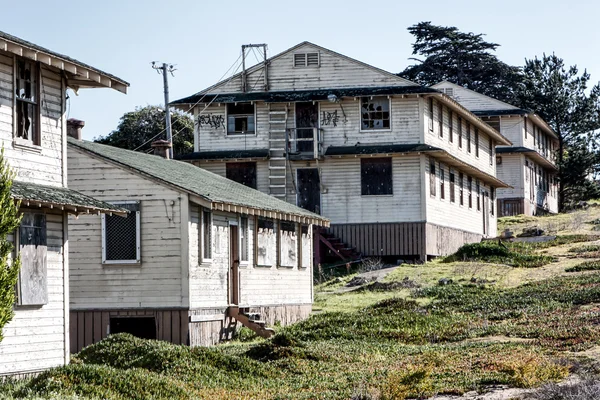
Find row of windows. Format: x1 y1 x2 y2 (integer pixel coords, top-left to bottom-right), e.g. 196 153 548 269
428 98 494 165
525 160 557 199
524 116 555 160
429 159 495 215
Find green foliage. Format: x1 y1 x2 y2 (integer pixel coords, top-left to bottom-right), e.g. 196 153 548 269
380 365 434 400
565 261 600 272
94 106 194 156
568 244 600 253
507 235 600 251
443 241 555 268
398 22 523 104
0 149 21 344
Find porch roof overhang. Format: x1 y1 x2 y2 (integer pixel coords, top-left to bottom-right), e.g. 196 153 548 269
0 30 129 94
325 144 511 188
496 146 558 171
11 181 128 216
176 149 270 162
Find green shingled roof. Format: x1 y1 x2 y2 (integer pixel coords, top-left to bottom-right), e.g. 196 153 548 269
67 138 329 226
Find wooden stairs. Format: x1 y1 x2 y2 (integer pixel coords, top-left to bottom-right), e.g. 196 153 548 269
318 230 361 264
227 307 275 339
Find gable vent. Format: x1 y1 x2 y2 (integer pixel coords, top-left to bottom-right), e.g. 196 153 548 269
442 88 454 97
293 52 319 67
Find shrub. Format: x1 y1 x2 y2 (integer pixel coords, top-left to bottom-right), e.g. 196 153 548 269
499 355 569 388
444 241 555 268
565 261 600 272
380 365 434 400
568 244 600 253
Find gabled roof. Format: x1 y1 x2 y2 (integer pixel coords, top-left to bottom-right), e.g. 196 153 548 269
67 138 329 226
432 81 520 112
0 30 128 93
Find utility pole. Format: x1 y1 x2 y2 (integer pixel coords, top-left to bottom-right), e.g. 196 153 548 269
152 62 176 158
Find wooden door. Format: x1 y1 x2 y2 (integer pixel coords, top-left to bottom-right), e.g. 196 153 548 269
297 168 321 214
295 102 318 153
229 225 239 305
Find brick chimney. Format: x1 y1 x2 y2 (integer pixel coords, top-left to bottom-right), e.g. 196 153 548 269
67 118 85 140
151 139 172 159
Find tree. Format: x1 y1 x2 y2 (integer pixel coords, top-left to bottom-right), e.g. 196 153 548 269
95 106 194 156
0 150 22 343
399 22 523 104
516 54 600 209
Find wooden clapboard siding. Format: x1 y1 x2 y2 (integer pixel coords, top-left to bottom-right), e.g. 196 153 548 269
433 81 519 113
425 223 483 257
499 116 525 147
499 198 525 217
211 42 413 94
0 211 66 375
70 309 189 353
328 222 425 258
497 154 524 199
197 160 269 193
423 97 496 177
67 148 186 309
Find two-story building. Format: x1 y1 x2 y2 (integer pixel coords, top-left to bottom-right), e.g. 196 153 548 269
172 42 511 261
433 82 559 216
0 31 128 376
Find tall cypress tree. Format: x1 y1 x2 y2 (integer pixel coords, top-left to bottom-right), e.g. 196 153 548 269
0 149 22 343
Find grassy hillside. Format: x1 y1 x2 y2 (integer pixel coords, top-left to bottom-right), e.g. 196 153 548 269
3 207 600 399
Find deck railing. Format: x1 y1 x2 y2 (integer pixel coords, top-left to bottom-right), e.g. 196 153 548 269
286 128 324 159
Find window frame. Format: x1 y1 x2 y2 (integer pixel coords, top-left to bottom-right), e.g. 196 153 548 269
101 201 141 265
438 102 444 138
458 172 464 206
14 57 41 148
468 176 473 208
449 169 455 203
226 102 256 136
239 215 249 265
449 110 454 143
226 161 257 189
429 159 436 197
359 96 392 132
202 209 213 262
458 117 463 149
361 157 393 196
475 129 480 158
467 123 472 153
278 221 298 268
16 211 48 306
440 166 445 200
293 52 320 67
476 180 481 211
489 137 494 165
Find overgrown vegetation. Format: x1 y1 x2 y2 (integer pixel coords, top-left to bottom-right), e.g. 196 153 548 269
443 241 556 268
566 261 600 272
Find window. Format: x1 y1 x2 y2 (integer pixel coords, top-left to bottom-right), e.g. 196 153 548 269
227 103 255 134
524 116 528 139
430 160 436 197
294 52 319 67
361 158 392 195
438 102 443 138
449 170 455 203
467 123 471 153
17 212 47 305
240 216 248 263
449 110 453 143
440 167 445 200
15 59 39 144
468 176 473 208
487 117 500 132
459 172 464 206
102 202 141 264
202 209 212 260
361 97 390 130
300 225 311 269
458 117 463 148
226 162 257 189
489 137 494 165
475 128 479 157
428 98 434 132
476 180 481 211
491 187 495 215
496 156 502 165
279 222 297 267
257 218 276 266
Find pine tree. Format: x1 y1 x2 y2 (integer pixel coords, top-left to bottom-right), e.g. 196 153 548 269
399 22 523 104
0 149 22 343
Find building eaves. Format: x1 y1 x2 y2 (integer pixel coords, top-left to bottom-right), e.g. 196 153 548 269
325 143 441 156
496 146 557 171
176 149 269 161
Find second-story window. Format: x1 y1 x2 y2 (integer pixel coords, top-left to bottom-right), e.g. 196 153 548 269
459 172 464 205
458 117 463 148
468 176 473 208
428 98 434 132
227 103 255 135
449 110 454 143
440 167 445 199
438 102 443 138
226 162 257 189
15 59 40 145
489 138 494 165
430 160 436 197
475 129 480 157
361 97 390 130
467 123 472 153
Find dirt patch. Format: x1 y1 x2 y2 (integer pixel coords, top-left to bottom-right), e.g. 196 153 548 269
431 386 532 400
462 335 536 345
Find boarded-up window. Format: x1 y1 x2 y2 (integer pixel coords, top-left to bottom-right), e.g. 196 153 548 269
361 97 390 130
301 225 311 269
227 103 255 134
257 218 276 267
202 210 212 260
428 98 434 131
459 172 464 206
438 103 443 137
468 176 473 208
279 222 297 267
240 216 248 263
226 162 257 189
475 129 480 157
430 160 436 197
440 167 445 200
467 123 471 153
458 117 463 148
449 170 455 203
17 212 47 306
15 59 39 144
361 158 392 195
102 202 140 264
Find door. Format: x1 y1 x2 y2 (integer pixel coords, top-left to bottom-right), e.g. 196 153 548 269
295 102 319 153
229 225 239 305
297 168 321 214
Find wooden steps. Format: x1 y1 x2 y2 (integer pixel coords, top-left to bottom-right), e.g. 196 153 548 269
227 307 275 339
317 230 361 263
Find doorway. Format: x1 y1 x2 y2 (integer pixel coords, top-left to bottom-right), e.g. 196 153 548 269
229 225 240 305
297 168 321 214
295 102 319 153
109 317 156 339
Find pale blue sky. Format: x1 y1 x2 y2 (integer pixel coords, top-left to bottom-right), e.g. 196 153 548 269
3 0 599 140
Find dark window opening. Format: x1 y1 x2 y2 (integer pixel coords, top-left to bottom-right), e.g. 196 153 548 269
458 117 463 148
15 59 39 144
428 98 434 131
449 110 453 143
475 129 480 157
361 158 393 195
449 170 455 203
226 162 257 189
440 167 445 199
489 138 494 165
467 123 471 153
459 172 464 206
361 97 390 130
468 176 473 208
430 160 436 197
104 202 140 263
486 117 500 132
110 317 156 340
476 180 481 211
203 210 212 260
227 103 255 134
491 187 495 216
438 103 443 137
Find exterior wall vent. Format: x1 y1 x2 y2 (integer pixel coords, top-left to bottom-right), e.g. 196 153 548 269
294 52 320 67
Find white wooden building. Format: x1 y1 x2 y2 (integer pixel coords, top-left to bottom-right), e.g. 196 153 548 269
67 138 328 352
0 31 128 376
172 42 511 261
433 81 559 216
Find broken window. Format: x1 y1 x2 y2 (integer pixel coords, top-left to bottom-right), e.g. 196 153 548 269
227 103 255 134
438 102 443 138
202 209 212 260
428 98 434 132
257 218 276 267
102 202 141 264
279 222 297 267
17 212 47 306
240 216 248 263
430 160 436 197
440 167 445 200
458 117 463 149
361 97 390 130
459 172 464 206
449 170 455 203
226 162 257 189
294 53 319 67
361 158 392 195
468 176 473 208
15 59 39 144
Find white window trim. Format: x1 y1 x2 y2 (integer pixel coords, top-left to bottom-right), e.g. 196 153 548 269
201 209 213 263
225 102 257 137
359 96 392 133
101 200 141 265
13 56 42 149
238 216 249 266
